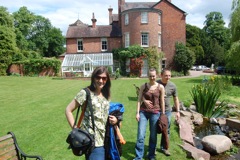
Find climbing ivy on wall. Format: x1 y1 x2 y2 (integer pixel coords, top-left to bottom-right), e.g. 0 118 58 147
13 58 61 76
145 46 164 74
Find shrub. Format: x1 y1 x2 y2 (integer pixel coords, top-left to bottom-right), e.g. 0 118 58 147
171 71 186 77
115 68 120 79
174 42 195 75
208 75 232 91
107 66 112 76
145 46 163 73
10 72 21 76
190 83 227 118
231 75 240 86
14 58 61 76
182 99 192 108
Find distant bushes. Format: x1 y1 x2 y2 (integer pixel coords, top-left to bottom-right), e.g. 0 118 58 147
11 58 61 76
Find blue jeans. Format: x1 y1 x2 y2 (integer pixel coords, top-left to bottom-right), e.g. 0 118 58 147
160 110 172 150
85 146 105 160
134 111 160 159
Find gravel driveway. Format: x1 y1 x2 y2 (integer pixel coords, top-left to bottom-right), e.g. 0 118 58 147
188 70 214 77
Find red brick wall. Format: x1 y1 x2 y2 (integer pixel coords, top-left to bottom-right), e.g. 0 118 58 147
66 37 121 53
108 37 122 51
122 11 162 50
66 38 77 53
83 38 101 53
154 1 186 68
8 64 55 76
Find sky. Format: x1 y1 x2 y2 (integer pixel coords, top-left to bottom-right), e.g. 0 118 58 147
0 0 232 35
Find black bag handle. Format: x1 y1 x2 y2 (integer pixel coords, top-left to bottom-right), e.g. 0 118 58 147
84 88 95 131
74 88 95 132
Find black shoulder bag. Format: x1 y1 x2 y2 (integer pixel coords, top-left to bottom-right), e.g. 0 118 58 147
66 88 95 156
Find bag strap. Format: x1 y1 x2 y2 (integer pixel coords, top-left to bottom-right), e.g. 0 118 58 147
74 88 95 132
73 88 87 128
76 101 87 128
85 88 95 131
73 103 81 127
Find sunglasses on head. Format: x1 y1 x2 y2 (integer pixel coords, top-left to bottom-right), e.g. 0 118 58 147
95 75 107 81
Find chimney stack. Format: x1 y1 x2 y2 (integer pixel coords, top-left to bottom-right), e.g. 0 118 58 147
108 6 113 25
118 0 125 28
118 0 125 14
91 12 97 28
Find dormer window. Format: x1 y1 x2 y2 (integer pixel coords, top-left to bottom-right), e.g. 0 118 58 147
141 12 148 23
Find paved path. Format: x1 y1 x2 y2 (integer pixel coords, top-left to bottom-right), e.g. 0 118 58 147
173 70 215 79
189 70 214 77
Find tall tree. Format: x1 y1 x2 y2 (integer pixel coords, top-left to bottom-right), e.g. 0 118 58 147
13 6 35 51
13 7 65 57
186 24 204 65
0 6 17 75
226 0 240 73
46 27 65 57
201 33 225 66
230 0 240 42
203 12 227 46
202 12 230 66
28 15 51 54
174 42 195 75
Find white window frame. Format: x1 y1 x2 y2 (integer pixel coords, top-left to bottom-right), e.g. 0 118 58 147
101 38 108 51
158 33 162 48
77 39 83 52
141 12 148 23
85 63 90 71
158 13 161 25
125 32 130 48
125 13 129 25
141 33 149 47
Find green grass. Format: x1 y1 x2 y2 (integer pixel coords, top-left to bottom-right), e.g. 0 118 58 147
0 76 239 160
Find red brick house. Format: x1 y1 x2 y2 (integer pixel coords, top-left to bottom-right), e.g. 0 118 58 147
63 0 186 77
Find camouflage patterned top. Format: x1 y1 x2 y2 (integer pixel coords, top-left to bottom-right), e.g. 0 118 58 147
75 89 109 147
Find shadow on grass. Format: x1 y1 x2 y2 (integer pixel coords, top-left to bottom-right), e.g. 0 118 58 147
121 141 150 160
128 96 138 101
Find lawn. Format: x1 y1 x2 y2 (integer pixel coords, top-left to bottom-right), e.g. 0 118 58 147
0 75 239 160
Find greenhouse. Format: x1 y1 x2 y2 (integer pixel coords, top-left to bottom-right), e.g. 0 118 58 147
61 53 113 77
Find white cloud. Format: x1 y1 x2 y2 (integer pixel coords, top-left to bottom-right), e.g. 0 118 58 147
0 0 232 35
171 0 232 28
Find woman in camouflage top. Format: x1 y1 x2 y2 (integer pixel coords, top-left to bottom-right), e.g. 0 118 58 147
66 66 118 160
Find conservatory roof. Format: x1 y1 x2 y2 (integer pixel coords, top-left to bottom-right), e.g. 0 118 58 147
61 53 113 67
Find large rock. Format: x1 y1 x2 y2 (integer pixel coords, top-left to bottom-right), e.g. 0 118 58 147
226 118 240 132
181 142 210 160
217 118 226 126
191 111 203 125
179 118 195 146
202 135 232 154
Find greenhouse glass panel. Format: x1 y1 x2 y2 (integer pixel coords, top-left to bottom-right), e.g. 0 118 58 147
61 53 113 77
